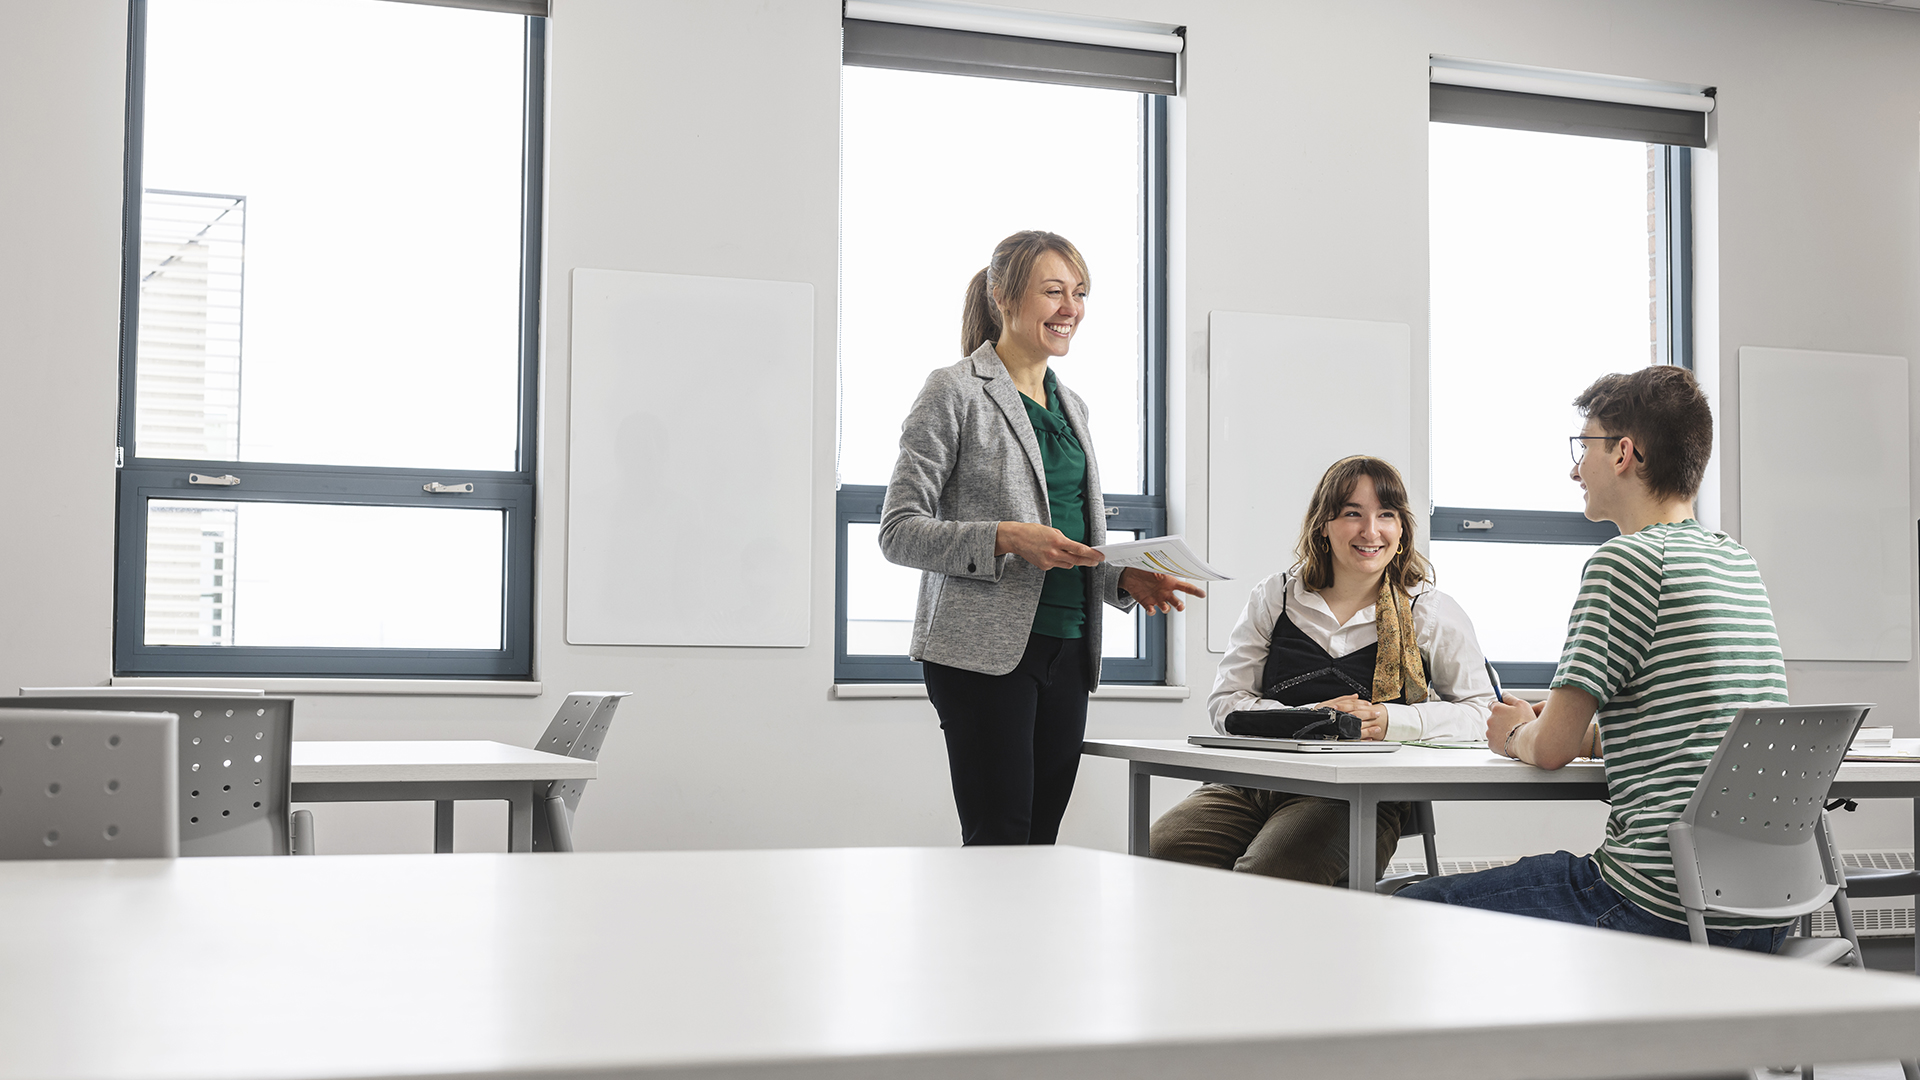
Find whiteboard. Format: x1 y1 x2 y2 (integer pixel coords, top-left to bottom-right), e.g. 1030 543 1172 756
1206 311 1411 652
566 268 814 647
1738 346 1910 661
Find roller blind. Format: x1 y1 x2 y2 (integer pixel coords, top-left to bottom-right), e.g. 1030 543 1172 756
842 4 1180 95
1430 59 1713 148
380 0 548 16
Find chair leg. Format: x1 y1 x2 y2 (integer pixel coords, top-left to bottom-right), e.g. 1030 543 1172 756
545 795 574 853
1417 801 1439 878
290 809 314 856
1829 889 1862 967
1685 907 1711 946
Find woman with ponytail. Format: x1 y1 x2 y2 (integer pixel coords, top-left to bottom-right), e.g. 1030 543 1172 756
880 230 1203 846
1150 456 1496 883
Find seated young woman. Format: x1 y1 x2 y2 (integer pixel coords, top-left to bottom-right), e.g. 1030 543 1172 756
1150 455 1497 884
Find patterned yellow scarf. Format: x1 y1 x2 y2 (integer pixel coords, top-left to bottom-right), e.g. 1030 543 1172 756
1370 579 1428 705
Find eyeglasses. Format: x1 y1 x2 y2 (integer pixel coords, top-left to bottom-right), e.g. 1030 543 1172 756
1570 435 1645 465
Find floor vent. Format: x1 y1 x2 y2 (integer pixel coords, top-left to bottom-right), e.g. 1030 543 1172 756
1385 850 1914 938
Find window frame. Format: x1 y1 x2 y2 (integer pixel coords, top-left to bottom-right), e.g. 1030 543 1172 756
833 91 1170 684
111 0 545 679
1427 128 1693 688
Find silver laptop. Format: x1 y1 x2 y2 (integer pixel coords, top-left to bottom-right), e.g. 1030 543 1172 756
1188 734 1401 754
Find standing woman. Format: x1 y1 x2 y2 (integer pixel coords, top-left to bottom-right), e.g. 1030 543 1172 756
881 230 1203 846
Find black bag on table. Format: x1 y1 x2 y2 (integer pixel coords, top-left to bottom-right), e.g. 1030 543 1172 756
1222 706 1363 741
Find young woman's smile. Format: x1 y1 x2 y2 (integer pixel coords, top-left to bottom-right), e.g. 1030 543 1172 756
1322 475 1401 583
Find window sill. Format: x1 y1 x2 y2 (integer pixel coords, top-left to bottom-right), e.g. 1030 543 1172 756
110 677 543 697
832 683 1189 702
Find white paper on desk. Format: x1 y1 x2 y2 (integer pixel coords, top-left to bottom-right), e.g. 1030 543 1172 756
1094 535 1230 581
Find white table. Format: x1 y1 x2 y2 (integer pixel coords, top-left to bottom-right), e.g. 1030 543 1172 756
4 846 1920 1080
290 740 595 853
1085 738 1920 896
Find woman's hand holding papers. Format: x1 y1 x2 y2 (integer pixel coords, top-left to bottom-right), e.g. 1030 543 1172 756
1117 567 1205 615
995 521 1105 571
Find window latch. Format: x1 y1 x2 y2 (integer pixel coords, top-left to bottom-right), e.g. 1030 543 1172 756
423 482 474 494
1105 506 1121 517
1462 519 1494 531
188 473 241 487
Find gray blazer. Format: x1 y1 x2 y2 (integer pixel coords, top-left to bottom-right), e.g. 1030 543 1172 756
879 342 1131 682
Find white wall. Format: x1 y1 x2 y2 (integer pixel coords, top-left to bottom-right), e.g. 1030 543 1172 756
4 0 1918 859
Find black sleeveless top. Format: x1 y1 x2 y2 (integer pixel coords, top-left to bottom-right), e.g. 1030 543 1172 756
1259 576 1429 707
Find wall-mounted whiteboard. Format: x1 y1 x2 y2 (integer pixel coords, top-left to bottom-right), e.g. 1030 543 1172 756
567 268 814 647
1207 311 1411 652
1738 346 1910 661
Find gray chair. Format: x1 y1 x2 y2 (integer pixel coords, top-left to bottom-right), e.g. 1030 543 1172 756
0 708 179 860
1668 703 1872 963
530 691 628 853
1816 788 1920 977
1375 800 1440 895
1668 703 1919 1080
6 688 303 856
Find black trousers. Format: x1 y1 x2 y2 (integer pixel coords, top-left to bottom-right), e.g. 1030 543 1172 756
923 633 1090 846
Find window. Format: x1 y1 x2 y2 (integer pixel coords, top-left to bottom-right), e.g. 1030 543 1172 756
1426 61 1703 686
114 0 545 678
835 11 1175 683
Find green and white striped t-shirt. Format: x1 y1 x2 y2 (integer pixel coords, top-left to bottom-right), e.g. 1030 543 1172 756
1551 519 1789 927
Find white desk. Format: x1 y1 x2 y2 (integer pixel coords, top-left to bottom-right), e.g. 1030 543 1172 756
3 846 1920 1080
290 740 595 852
1085 739 1920 896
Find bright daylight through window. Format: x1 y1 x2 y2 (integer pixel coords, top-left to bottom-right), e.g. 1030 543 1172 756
837 63 1163 681
116 0 539 677
1427 123 1671 676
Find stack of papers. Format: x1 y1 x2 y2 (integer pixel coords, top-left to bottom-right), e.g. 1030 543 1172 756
1845 736 1920 763
1852 726 1894 750
1092 535 1229 581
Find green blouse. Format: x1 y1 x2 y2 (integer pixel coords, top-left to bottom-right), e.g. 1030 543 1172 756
1020 369 1089 639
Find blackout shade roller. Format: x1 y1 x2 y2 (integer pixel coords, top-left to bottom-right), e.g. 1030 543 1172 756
1430 83 1707 148
843 18 1177 94
379 0 548 16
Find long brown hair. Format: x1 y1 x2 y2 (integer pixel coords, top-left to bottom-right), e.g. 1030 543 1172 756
1293 456 1433 594
960 230 1092 355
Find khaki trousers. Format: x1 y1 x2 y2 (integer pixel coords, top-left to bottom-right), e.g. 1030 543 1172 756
1149 784 1410 884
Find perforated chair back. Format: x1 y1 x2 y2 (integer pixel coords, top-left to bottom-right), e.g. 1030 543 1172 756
530 691 628 852
6 689 293 856
0 709 179 860
1668 703 1871 926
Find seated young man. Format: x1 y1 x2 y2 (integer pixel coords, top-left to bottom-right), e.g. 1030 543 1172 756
1396 366 1791 954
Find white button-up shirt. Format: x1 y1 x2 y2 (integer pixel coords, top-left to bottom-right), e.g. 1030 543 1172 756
1207 571 1497 742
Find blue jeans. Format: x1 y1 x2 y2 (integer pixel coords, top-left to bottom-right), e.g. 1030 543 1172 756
1395 851 1788 955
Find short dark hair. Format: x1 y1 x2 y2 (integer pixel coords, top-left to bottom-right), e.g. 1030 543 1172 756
1572 366 1713 500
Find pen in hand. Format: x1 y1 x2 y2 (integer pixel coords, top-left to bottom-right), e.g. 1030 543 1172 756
1485 660 1505 705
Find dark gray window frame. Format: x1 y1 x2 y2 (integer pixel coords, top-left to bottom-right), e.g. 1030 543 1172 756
1429 88 1694 688
834 90 1171 684
112 1 545 679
